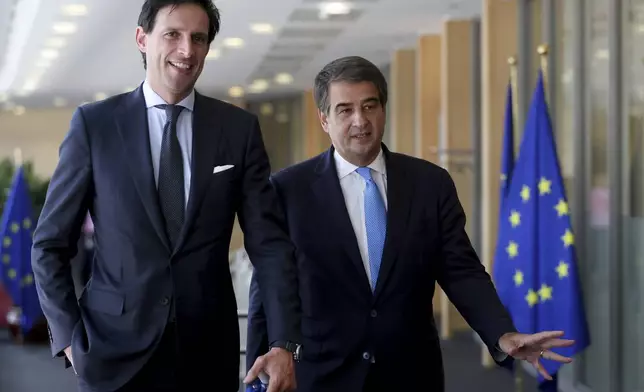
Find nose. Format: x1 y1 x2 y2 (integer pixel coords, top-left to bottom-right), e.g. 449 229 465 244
177 36 194 58
352 109 369 127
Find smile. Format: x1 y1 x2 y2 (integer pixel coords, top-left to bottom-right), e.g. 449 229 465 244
168 61 194 71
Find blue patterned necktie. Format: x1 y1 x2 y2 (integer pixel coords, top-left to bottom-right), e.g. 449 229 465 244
156 104 185 248
355 167 387 291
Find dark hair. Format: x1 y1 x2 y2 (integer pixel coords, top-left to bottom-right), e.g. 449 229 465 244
313 56 388 114
138 0 220 68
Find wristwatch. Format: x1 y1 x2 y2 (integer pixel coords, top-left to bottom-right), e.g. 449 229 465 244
270 341 302 361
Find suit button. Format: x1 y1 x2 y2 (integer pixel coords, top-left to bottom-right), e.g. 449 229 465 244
370 310 377 318
160 297 170 306
362 352 371 360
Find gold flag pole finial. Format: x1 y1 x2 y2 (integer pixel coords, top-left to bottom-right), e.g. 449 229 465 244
537 44 549 92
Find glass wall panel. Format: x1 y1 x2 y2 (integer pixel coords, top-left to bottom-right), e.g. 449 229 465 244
621 0 644 390
579 0 611 390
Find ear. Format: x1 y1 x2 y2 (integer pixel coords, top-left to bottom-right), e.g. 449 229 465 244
317 109 330 134
135 26 147 54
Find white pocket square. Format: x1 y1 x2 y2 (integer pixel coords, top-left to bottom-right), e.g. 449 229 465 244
213 164 234 174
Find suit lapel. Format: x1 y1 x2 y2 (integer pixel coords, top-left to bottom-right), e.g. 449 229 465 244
114 86 171 253
172 92 225 254
311 148 372 294
374 147 414 300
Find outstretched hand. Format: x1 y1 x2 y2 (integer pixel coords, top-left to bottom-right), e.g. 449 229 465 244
498 330 574 380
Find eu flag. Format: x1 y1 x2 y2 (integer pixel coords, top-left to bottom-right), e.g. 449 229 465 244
500 80 515 204
492 71 590 387
0 166 42 334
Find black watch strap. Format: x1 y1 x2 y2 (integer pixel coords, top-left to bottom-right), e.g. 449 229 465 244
270 341 302 361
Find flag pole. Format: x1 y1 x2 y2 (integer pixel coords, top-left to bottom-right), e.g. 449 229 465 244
537 44 549 102
506 55 523 392
508 56 519 143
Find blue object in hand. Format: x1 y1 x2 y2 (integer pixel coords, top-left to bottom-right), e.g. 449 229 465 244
246 379 267 392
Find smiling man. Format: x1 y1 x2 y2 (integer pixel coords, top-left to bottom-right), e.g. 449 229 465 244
31 1 301 391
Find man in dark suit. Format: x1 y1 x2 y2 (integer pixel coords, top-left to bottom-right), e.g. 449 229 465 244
245 56 574 391
31 1 301 391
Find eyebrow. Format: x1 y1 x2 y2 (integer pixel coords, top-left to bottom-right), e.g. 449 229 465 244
334 97 380 111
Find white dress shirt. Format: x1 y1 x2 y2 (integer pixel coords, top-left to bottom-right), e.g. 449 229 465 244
334 148 388 288
142 80 194 208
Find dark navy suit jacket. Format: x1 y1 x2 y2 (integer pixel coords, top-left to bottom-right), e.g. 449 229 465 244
246 145 516 392
31 86 301 391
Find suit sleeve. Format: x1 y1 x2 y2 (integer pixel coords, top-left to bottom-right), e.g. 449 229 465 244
31 107 93 360
434 168 516 363
237 116 301 346
245 270 269 371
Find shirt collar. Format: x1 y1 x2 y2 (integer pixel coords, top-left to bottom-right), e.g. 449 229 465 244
142 79 195 111
333 147 386 179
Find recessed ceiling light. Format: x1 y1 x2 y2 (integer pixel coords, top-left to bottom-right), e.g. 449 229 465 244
223 38 244 48
250 23 273 34
53 22 77 34
206 48 220 59
61 4 88 16
274 73 293 85
260 103 273 116
53 97 67 107
45 37 67 48
41 49 59 59
22 77 40 92
228 86 244 97
319 2 351 19
248 79 269 93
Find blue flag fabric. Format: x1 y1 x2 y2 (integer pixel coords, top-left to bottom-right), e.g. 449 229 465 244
500 80 515 204
492 71 590 387
0 166 42 334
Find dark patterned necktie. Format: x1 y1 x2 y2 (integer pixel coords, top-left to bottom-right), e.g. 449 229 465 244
156 104 185 248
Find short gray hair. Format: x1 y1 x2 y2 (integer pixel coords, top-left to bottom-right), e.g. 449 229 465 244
313 56 388 114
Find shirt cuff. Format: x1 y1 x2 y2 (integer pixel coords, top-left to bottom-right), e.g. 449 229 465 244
493 344 508 362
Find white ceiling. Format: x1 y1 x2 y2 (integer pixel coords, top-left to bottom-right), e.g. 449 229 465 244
0 0 480 109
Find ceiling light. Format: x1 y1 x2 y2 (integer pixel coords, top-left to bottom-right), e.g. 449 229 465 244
248 79 269 93
206 48 220 59
22 77 40 92
53 97 67 107
228 86 244 97
319 2 351 19
45 37 66 48
274 73 293 85
41 49 59 59
53 22 77 34
223 38 244 48
250 23 273 34
61 4 88 16
260 103 273 116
